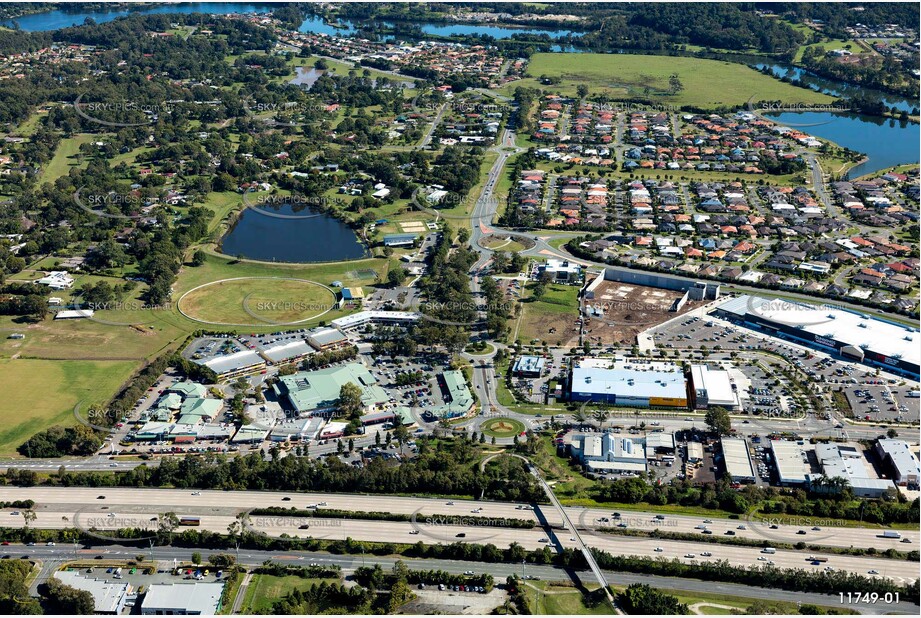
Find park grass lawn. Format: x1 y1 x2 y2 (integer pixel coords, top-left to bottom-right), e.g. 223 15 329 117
177 251 390 296
11 109 48 136
481 417 525 438
239 574 339 614
505 53 835 108
523 581 609 615
201 191 250 233
39 134 98 185
0 358 137 456
178 277 337 326
482 237 526 252
609 583 857 615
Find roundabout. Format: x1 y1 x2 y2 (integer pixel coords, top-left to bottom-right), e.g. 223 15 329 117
478 233 535 253
481 417 526 438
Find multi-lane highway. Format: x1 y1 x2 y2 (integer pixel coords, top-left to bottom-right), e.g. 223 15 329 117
4 487 916 584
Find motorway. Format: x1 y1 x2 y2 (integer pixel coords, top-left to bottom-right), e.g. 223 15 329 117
4 487 917 585
9 543 917 615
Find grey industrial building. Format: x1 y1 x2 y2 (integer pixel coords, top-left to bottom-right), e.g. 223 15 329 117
720 437 756 483
714 295 920 379
54 572 130 615
141 582 224 615
875 439 921 487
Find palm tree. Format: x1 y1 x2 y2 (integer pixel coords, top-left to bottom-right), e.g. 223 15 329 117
592 409 610 430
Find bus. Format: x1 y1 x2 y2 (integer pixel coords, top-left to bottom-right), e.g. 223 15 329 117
179 516 201 527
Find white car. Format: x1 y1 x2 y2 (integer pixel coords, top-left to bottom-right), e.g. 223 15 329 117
868 570 879 575
654 547 663 553
684 553 696 559
191 491 201 496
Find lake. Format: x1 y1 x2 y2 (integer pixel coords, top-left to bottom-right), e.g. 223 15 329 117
767 111 920 178
221 203 368 263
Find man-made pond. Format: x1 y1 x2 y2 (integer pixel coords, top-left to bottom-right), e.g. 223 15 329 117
767 111 919 178
221 204 368 263
289 66 324 89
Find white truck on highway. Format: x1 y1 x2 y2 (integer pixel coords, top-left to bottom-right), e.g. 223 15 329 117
761 547 776 554
881 531 901 539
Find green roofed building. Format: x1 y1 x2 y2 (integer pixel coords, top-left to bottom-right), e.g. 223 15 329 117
396 406 416 426
180 397 223 420
432 370 474 419
155 392 182 411
273 362 389 417
168 381 207 399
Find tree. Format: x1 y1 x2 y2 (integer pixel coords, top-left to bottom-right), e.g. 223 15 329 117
192 552 202 565
576 84 589 99
191 250 206 266
668 73 684 94
21 509 36 529
393 423 409 447
592 409 609 430
337 382 364 418
531 282 546 300
158 512 179 541
387 267 407 287
705 406 732 435
39 579 94 615
618 584 688 615
0 559 42 614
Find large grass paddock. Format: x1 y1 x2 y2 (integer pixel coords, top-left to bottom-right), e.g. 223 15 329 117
0 358 137 456
506 53 835 108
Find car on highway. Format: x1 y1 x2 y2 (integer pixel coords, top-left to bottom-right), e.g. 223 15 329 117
684 553 696 559
409 530 420 535
456 533 466 538
97 495 105 500
464 570 474 576
797 530 807 535
191 492 201 496
701 552 712 557
654 547 663 552
868 570 879 575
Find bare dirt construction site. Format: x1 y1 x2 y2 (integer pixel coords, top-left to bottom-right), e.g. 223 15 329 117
582 280 700 345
